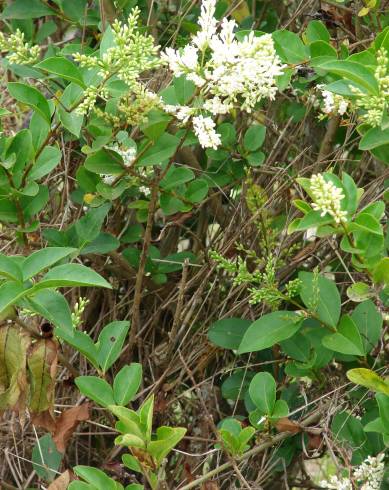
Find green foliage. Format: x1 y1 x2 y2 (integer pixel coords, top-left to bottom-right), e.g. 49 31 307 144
0 1 387 488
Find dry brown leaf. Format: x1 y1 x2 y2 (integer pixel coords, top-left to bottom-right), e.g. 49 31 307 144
275 417 302 434
32 410 57 433
47 469 73 489
53 403 90 452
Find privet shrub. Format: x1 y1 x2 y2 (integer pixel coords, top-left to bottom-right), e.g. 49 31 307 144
0 0 388 489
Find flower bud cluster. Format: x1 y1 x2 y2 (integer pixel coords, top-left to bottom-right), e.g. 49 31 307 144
0 29 40 65
310 173 347 224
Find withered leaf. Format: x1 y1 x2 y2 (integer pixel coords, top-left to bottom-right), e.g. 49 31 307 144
53 403 90 452
31 410 57 433
275 417 302 434
27 338 58 414
0 324 30 412
47 469 73 489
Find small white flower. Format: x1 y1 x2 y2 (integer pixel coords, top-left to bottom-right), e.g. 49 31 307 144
319 85 349 116
102 174 116 185
192 115 221 149
192 0 218 50
161 45 199 76
204 96 231 115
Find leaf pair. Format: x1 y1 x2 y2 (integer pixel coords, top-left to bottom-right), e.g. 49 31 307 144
75 362 142 408
59 320 130 374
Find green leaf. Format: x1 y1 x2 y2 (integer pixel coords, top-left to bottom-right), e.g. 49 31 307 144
75 203 111 247
122 454 142 473
32 434 63 482
249 372 276 415
81 232 119 255
351 300 382 352
376 393 389 433
35 263 111 290
270 399 289 421
22 247 77 280
35 57 85 87
28 145 62 180
272 30 308 63
58 83 84 136
75 376 115 407
238 311 303 353
0 281 28 316
347 282 374 302
0 254 22 281
207 317 250 350
346 368 389 396
8 82 51 123
305 20 330 43
160 166 194 190
148 426 187 465
221 371 253 400
315 60 379 95
73 466 119 490
84 149 124 174
298 272 341 328
28 289 73 332
349 213 383 236
331 411 368 460
359 127 389 150
185 178 209 203
243 124 266 152
372 257 389 286
2 0 54 19
113 363 142 405
322 315 365 356
96 321 130 373
137 133 179 166
56 328 99 369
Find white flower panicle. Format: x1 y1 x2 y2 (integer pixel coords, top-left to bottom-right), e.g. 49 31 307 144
193 115 221 149
319 85 349 116
310 173 347 224
0 29 40 65
161 0 285 148
320 454 385 490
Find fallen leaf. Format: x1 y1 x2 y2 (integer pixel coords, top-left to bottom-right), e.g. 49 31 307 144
53 403 90 452
275 417 302 434
47 469 73 489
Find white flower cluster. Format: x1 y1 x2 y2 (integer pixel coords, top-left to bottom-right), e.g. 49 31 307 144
354 453 385 490
350 48 389 127
192 115 221 150
318 85 349 116
161 0 284 148
320 454 385 490
110 144 137 167
101 145 137 185
0 29 40 65
309 173 347 224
